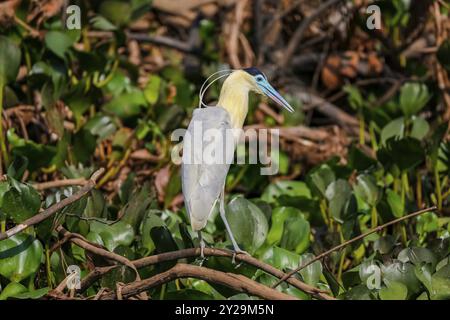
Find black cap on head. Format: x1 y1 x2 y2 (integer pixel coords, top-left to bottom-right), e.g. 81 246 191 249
243 67 266 79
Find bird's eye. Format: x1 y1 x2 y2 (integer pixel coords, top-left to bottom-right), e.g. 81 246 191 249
256 76 263 82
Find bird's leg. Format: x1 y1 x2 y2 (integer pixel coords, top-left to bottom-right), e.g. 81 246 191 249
219 189 249 263
198 231 205 259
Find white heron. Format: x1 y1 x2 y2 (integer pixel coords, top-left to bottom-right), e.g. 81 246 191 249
182 67 294 257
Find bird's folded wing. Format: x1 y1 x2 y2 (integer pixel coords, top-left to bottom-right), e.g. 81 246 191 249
181 107 234 230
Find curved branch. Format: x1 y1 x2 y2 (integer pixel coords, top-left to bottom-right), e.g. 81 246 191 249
98 263 297 300
79 247 335 300
272 206 437 288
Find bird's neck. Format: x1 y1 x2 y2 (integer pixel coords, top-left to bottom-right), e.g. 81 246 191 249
217 73 250 129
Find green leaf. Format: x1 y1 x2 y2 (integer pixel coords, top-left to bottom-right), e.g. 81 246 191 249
144 75 162 105
325 179 352 223
10 287 49 299
0 36 21 84
44 31 78 60
377 137 425 171
374 236 395 254
430 264 450 300
261 181 311 203
121 182 153 231
102 88 147 118
0 181 10 208
7 130 57 172
380 117 404 145
1 178 41 223
99 1 132 26
90 15 117 31
0 282 27 300
140 212 165 253
348 145 377 171
0 234 43 282
150 226 179 271
414 263 433 294
353 174 379 207
416 212 439 235
398 247 437 271
341 284 373 300
343 85 364 110
379 281 408 300
410 116 429 141
386 189 404 218
399 82 430 117
382 262 422 297
84 114 117 140
90 221 135 252
261 246 300 271
225 196 268 253
308 164 335 196
298 253 322 286
267 207 304 246
280 216 310 254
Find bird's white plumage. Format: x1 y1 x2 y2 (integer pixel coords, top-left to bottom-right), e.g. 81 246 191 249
182 106 235 231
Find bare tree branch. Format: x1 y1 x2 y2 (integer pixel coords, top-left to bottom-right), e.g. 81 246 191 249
98 263 298 300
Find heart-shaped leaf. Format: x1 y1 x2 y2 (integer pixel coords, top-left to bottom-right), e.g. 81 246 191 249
399 83 430 117
0 36 21 84
280 216 310 254
225 196 268 253
325 179 353 223
353 174 380 207
298 253 322 286
377 137 425 171
430 264 450 300
267 207 304 246
308 164 335 196
379 281 408 300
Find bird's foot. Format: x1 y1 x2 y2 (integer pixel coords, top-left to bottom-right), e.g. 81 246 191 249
231 248 250 264
196 235 208 266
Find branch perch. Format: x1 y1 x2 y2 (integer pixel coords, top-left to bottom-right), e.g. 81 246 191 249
98 263 297 300
0 168 104 241
78 247 335 300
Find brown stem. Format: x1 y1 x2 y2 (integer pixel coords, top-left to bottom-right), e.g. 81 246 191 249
278 0 344 68
78 247 335 300
98 263 297 300
0 168 105 241
33 178 88 191
272 206 437 289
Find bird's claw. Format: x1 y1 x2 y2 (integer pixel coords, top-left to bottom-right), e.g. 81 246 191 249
231 249 250 264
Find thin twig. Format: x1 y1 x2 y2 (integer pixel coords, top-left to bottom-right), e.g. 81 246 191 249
272 206 437 289
78 247 335 300
279 0 344 68
33 178 88 191
0 168 105 241
98 263 298 300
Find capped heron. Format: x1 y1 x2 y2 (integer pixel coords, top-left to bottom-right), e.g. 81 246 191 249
182 67 294 258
